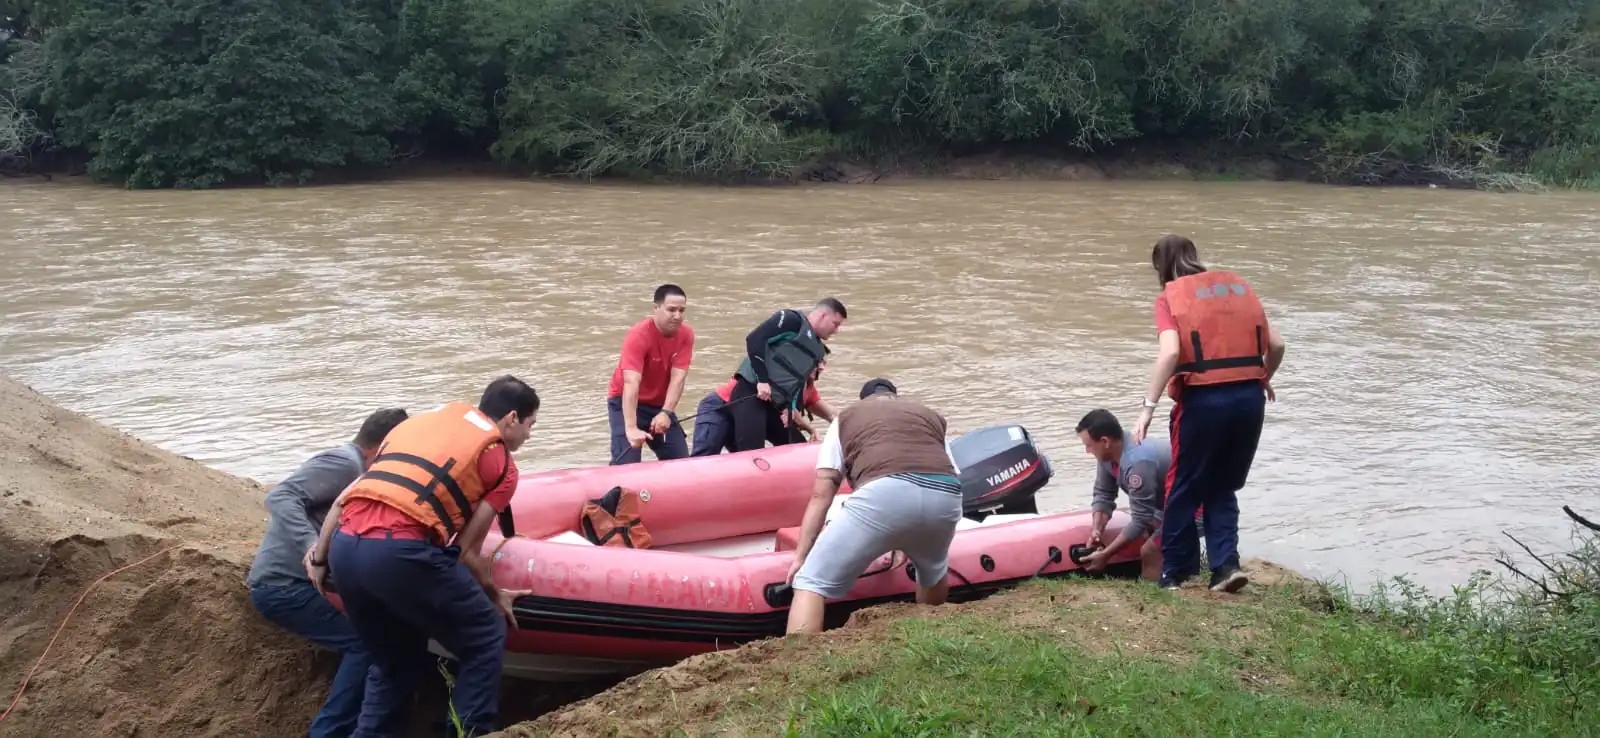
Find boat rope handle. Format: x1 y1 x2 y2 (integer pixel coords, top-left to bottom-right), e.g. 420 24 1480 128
1035 546 1063 577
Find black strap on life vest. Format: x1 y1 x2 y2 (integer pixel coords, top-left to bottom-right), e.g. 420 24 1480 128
580 517 643 548
361 453 473 539
1177 325 1266 374
578 486 645 548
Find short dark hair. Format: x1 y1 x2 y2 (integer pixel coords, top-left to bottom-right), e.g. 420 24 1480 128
1075 409 1123 441
353 408 409 447
477 375 540 422
653 284 686 304
817 297 847 319
859 378 897 399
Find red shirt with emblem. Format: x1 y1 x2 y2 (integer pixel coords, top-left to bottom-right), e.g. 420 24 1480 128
607 318 695 408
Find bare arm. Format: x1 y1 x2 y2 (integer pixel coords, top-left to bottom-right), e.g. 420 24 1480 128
808 397 837 423
792 470 842 564
791 412 816 437
622 370 643 432
457 500 505 599
1142 330 1182 404
662 367 688 415
792 420 846 567
1265 324 1286 380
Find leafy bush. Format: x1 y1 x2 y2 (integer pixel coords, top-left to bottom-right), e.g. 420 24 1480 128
5 0 1599 187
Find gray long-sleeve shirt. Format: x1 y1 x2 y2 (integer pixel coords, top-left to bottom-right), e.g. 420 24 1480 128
1090 437 1171 538
245 442 366 589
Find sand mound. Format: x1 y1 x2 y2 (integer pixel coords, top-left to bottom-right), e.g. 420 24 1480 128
0 375 340 735
0 376 599 737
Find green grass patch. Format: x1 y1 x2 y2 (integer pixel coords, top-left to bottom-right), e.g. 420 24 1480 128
698 509 1600 737
735 607 1524 737
515 510 1598 738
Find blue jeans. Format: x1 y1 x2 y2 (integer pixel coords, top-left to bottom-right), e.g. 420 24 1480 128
328 532 508 738
607 395 689 464
249 581 372 738
689 391 731 457
1161 380 1266 580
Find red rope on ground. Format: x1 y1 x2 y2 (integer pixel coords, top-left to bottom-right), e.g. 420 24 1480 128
0 542 185 725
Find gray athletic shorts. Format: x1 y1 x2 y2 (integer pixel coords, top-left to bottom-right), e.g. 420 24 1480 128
791 474 964 600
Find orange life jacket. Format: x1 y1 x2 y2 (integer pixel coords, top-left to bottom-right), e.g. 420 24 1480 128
579 486 654 549
340 401 506 544
1162 270 1269 400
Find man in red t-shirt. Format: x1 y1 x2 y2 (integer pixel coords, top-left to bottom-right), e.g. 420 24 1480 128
690 360 835 456
607 284 695 464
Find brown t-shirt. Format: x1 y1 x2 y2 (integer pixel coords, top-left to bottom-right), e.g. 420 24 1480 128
836 398 956 489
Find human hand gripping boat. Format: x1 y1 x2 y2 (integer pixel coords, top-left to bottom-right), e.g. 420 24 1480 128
325 423 1147 680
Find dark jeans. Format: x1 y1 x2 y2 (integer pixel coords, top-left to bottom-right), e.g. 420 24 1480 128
328 532 507 738
689 391 733 457
1161 380 1266 581
607 396 689 464
726 376 802 453
250 581 372 738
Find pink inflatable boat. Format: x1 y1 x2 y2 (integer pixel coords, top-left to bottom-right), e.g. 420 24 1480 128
466 423 1147 680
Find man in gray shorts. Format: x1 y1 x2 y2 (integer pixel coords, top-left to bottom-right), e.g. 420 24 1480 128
784 378 964 635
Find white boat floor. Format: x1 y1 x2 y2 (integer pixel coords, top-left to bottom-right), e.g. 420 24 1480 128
537 504 1046 559
656 532 778 557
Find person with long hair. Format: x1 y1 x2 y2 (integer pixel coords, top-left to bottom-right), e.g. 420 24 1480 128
1129 235 1286 592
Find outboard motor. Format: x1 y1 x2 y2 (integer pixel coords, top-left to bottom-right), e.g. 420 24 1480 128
948 424 1053 521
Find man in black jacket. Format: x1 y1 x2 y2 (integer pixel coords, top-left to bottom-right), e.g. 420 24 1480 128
726 298 847 452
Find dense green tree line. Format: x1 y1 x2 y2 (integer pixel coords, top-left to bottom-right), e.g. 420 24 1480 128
3 0 1597 189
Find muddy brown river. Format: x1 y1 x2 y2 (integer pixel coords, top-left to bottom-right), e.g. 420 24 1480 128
2 176 1597 592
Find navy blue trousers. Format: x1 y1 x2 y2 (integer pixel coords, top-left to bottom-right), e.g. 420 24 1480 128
328 532 507 738
607 395 689 464
1161 380 1266 580
689 391 732 457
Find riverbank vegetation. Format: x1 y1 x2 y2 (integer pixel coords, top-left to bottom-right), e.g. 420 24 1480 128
509 507 1600 736
2 0 1599 190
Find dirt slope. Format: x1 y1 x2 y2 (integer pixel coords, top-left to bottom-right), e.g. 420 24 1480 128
0 374 341 736
0 375 600 737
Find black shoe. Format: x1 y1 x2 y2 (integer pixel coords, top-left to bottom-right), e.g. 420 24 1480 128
1209 566 1249 593
1157 573 1186 590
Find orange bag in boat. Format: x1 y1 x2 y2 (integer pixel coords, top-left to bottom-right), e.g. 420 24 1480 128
579 486 654 549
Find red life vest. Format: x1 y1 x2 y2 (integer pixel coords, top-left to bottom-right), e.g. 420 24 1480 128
1161 270 1269 400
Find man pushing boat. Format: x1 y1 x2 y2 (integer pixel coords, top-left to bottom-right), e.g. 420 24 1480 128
303 375 540 738
247 407 409 738
784 378 964 635
1073 408 1177 581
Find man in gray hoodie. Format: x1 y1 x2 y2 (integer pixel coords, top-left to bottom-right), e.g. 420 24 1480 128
246 407 408 738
